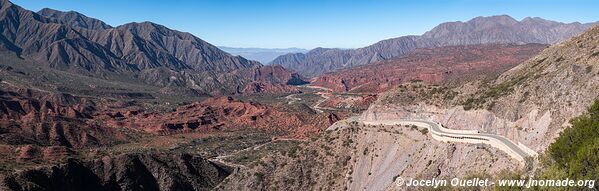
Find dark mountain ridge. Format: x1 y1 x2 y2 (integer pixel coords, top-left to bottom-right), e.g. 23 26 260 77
0 1 304 95
37 8 112 30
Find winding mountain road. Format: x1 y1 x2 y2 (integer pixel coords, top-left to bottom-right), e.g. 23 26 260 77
291 84 536 162
343 118 537 163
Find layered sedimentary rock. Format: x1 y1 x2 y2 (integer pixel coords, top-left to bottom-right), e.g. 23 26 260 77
312 44 546 93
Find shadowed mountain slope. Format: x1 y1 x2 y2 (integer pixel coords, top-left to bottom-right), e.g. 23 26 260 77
0 0 302 95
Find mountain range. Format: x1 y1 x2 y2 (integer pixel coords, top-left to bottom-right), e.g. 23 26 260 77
0 0 305 96
271 15 597 77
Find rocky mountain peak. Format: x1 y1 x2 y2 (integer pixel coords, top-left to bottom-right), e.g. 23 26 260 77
37 8 112 30
117 21 169 33
308 47 333 55
0 0 11 8
469 15 519 25
521 16 551 23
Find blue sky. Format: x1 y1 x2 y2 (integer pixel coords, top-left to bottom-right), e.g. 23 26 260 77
12 0 599 49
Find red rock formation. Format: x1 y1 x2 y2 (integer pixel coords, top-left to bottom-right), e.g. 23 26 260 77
1 85 337 151
250 65 308 85
103 96 273 133
99 96 340 138
312 44 546 93
0 88 128 149
15 145 74 162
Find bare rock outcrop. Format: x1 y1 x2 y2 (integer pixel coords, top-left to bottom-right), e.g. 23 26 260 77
0 88 128 149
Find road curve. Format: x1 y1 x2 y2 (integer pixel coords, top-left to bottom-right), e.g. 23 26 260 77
356 118 537 163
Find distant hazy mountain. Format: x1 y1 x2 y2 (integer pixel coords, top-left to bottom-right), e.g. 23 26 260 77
219 46 307 64
271 15 598 77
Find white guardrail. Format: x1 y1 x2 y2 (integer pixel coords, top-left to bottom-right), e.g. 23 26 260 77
361 120 536 163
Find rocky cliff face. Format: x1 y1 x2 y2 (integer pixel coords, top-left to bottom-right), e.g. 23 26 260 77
217 119 518 191
271 15 596 77
460 24 599 150
0 0 300 95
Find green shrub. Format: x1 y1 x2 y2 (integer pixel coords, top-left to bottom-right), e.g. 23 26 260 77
545 99 599 182
254 172 265 182
419 128 429 135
